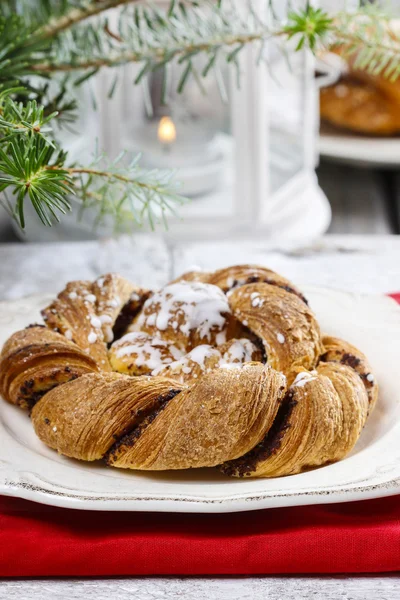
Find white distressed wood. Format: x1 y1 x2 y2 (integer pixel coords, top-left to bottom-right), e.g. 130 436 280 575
172 234 400 294
0 235 172 301
0 575 399 599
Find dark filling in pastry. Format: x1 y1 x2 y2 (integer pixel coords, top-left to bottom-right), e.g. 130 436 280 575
226 276 308 305
18 370 80 411
220 390 297 477
340 352 361 369
112 291 152 343
105 389 181 465
18 389 48 411
320 350 374 397
240 324 267 364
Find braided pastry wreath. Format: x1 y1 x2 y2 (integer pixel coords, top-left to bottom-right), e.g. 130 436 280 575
0 265 378 478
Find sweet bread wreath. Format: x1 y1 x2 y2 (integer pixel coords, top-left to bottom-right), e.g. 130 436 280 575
0 265 378 478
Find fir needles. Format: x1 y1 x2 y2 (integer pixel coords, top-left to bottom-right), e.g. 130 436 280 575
1 1 400 231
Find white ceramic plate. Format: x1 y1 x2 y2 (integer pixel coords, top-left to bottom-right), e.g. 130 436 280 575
319 125 400 168
1 288 400 513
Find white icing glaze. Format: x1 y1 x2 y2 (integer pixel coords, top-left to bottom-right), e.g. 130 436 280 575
215 330 227 346
107 296 121 308
88 331 97 344
152 344 220 377
99 314 113 324
68 291 78 300
64 330 73 340
138 281 230 341
84 294 96 304
220 363 243 370
90 316 102 329
277 333 285 344
222 339 256 364
113 332 183 372
292 371 317 388
366 373 375 383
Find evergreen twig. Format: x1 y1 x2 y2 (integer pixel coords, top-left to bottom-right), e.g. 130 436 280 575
38 0 139 39
1 1 400 232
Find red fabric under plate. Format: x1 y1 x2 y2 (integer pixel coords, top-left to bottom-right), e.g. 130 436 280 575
0 294 400 577
0 495 400 576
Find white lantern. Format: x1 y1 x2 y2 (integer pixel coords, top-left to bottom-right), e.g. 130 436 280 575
12 0 345 244
96 0 334 247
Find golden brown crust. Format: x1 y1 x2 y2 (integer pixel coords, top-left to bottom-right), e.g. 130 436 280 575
221 362 369 478
321 335 378 412
92 274 138 342
109 331 183 376
172 270 211 284
320 46 400 136
107 363 287 470
153 338 262 384
320 78 400 136
31 364 286 469
42 280 110 369
1 265 378 478
32 372 185 461
41 273 136 370
0 326 99 408
228 282 323 384
130 280 234 352
175 264 307 303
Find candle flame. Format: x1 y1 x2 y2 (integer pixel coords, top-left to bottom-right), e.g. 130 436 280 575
158 116 177 145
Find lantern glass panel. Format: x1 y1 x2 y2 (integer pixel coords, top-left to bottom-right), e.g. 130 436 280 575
268 41 307 196
119 59 235 226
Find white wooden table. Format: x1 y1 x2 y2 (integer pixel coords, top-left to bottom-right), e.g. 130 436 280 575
0 233 399 599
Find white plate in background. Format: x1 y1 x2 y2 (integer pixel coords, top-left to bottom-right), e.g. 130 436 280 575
319 124 400 168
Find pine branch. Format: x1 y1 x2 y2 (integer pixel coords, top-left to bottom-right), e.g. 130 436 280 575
0 97 58 144
0 119 185 231
69 151 186 231
32 33 269 74
0 136 72 228
329 9 400 80
37 0 138 40
2 0 400 235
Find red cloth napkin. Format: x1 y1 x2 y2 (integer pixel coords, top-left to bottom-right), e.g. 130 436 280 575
1 293 400 577
1 494 400 576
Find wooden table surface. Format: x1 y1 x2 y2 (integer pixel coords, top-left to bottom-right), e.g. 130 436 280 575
0 231 399 598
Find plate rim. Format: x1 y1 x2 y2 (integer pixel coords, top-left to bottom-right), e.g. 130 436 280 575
1 287 400 513
319 129 400 167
